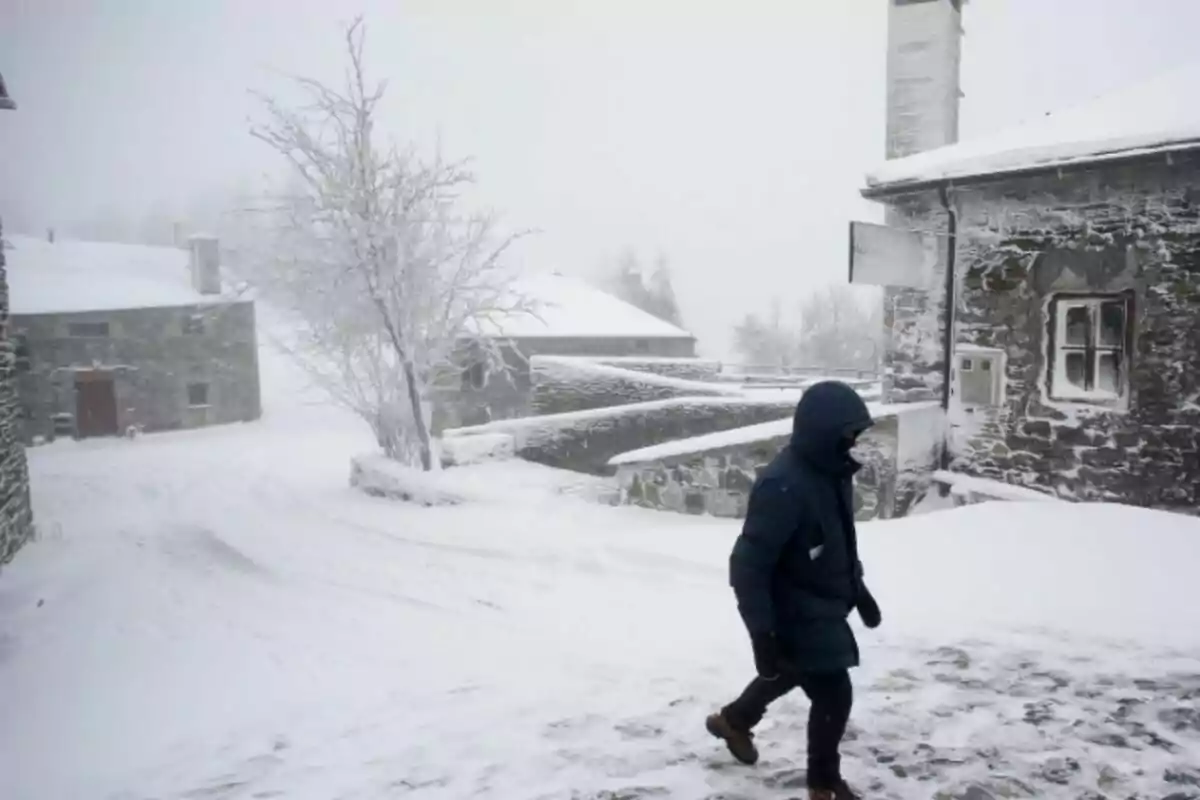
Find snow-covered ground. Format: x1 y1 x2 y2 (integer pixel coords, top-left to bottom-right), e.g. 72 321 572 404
3 343 1200 800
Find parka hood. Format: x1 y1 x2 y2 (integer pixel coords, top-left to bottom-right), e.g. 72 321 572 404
789 381 874 474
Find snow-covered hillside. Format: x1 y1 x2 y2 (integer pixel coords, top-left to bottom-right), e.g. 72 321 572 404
2 342 1199 799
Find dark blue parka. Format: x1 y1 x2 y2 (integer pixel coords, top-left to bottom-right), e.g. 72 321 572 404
729 381 874 673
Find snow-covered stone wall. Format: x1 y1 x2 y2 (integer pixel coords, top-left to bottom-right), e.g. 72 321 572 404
444 396 798 476
530 356 738 415
882 196 954 405
431 337 699 431
0 222 34 564
889 154 1200 510
612 417 900 521
588 356 721 382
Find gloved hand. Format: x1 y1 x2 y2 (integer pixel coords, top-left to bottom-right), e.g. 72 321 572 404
751 632 782 680
856 583 882 629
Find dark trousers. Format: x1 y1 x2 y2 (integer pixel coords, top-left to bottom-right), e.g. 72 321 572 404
722 668 853 788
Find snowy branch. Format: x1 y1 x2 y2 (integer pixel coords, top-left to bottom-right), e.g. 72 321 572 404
239 16 535 469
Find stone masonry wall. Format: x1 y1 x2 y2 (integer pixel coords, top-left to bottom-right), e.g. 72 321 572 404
0 223 34 565
589 357 720 381
446 396 797 476
14 300 261 440
615 416 900 521
898 155 1200 510
882 199 953 405
432 335 698 431
529 356 734 416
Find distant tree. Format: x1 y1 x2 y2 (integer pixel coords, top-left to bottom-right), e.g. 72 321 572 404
732 285 882 373
238 17 531 470
596 248 684 327
732 298 802 368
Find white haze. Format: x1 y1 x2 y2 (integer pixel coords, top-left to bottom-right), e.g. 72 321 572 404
2 0 1198 357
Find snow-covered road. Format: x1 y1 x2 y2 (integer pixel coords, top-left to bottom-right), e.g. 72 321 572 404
3 357 1200 799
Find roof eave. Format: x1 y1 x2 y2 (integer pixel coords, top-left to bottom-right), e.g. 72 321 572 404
860 138 1200 201
465 332 696 341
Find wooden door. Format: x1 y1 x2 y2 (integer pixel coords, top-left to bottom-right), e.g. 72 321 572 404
75 374 119 438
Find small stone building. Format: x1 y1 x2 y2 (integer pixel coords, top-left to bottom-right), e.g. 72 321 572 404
433 272 698 429
0 219 34 564
6 234 261 441
860 62 1200 512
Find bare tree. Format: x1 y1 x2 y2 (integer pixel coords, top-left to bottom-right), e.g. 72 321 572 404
732 285 882 373
732 298 803 368
241 18 531 469
794 285 882 372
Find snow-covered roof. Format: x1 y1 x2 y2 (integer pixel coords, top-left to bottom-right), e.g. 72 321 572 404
865 61 1200 194
472 272 694 340
3 235 226 315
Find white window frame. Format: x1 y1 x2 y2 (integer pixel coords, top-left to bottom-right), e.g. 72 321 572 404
1049 294 1131 404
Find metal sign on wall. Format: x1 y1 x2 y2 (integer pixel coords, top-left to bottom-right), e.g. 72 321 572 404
847 221 939 290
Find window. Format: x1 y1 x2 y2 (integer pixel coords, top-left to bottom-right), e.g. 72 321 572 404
182 314 206 335
462 362 487 391
13 334 30 372
187 383 210 407
68 321 110 338
960 358 974 372
1049 294 1131 403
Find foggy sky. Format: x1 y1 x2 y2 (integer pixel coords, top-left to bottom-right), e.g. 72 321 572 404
2 0 1197 357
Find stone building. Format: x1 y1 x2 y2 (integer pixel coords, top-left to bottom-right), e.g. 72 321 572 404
6 234 261 441
433 272 697 429
0 220 34 564
0 70 34 566
860 62 1200 511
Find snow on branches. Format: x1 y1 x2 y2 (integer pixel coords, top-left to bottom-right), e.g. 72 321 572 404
243 17 534 469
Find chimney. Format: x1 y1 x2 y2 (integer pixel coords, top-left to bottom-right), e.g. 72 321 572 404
885 0 965 159
47 227 55 243
187 235 221 295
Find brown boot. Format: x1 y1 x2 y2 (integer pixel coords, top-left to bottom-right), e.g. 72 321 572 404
834 779 860 800
705 712 759 765
809 779 859 800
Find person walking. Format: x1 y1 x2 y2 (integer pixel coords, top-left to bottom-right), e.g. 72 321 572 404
706 380 882 800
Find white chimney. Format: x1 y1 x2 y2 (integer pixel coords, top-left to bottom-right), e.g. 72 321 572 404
885 0 965 160
187 235 221 295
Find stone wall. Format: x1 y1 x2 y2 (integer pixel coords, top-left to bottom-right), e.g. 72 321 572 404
431 334 698 431
614 416 901 521
0 222 34 565
882 197 954 405
589 356 721 381
445 396 797 476
530 356 736 416
14 300 261 440
885 154 1200 510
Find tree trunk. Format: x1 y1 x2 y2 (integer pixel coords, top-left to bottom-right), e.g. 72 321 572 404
401 358 434 471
